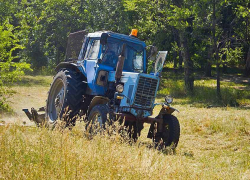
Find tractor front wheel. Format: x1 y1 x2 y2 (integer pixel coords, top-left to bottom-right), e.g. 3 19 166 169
86 104 110 133
154 115 180 150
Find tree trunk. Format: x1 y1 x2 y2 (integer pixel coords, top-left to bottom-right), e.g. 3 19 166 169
180 32 194 92
172 27 181 72
222 63 227 73
212 0 221 98
216 63 221 98
173 50 178 73
205 62 212 77
172 28 178 73
205 45 213 77
216 49 221 98
177 33 183 71
178 47 183 71
245 46 250 76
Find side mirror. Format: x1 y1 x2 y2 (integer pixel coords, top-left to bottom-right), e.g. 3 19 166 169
100 33 109 45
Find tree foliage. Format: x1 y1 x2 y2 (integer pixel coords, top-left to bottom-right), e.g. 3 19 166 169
0 0 249 95
0 20 31 112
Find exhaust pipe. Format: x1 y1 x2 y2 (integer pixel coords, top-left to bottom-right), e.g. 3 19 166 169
115 44 126 83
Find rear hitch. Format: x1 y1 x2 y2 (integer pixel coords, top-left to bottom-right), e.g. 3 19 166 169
22 107 45 126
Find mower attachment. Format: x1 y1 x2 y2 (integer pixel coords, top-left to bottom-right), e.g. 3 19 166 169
22 107 45 126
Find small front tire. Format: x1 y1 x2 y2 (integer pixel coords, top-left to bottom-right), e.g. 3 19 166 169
86 104 110 133
155 115 180 149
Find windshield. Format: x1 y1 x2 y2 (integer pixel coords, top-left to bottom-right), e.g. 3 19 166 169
101 37 144 72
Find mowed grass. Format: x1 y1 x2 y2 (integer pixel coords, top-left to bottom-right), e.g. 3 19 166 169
0 75 51 123
0 74 250 179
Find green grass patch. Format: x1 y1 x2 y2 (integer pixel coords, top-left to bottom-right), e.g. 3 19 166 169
157 72 250 107
12 75 52 87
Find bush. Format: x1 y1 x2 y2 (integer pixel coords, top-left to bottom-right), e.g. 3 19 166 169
0 20 32 113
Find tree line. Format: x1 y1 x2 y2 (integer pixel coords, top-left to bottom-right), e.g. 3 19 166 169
0 0 250 95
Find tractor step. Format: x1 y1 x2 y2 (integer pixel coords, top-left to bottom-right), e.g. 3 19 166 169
22 107 45 126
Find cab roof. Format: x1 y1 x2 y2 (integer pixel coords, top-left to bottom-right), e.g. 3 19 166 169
87 31 146 48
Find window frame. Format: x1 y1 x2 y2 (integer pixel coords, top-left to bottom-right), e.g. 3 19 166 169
84 38 101 60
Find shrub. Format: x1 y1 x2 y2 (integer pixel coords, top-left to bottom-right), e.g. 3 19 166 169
0 20 32 113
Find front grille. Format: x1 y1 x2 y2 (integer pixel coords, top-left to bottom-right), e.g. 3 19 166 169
134 76 158 108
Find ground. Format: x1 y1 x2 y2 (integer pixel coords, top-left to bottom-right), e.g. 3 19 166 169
0 74 249 179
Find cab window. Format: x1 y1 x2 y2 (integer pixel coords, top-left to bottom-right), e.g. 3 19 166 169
133 51 143 73
85 39 100 60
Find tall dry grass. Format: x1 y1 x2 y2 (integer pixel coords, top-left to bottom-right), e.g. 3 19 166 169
1 105 249 180
0 74 250 179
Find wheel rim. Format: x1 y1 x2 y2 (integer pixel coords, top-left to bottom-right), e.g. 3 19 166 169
48 79 64 121
91 112 103 126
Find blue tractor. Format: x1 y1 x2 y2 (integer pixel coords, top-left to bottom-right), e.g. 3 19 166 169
23 30 180 149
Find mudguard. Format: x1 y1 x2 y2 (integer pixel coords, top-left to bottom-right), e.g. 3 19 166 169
87 96 110 115
55 62 80 73
156 105 179 119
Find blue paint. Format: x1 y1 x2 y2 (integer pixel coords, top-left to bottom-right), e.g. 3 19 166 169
73 31 164 118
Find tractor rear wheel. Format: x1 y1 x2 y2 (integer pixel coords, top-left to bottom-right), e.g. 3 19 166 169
45 69 86 128
155 115 180 149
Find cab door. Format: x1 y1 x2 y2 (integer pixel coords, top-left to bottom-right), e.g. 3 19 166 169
83 39 112 95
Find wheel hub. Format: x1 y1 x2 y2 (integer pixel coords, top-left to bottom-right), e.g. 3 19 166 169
55 88 64 118
92 113 102 126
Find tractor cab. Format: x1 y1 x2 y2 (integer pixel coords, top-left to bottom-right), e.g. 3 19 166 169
79 31 146 73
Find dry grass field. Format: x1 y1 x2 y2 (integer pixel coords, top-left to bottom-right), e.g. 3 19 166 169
0 75 249 179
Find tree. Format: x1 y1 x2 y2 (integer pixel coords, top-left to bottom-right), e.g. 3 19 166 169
237 3 250 76
0 21 31 112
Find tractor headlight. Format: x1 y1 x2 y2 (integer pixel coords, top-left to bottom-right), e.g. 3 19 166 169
165 95 173 104
116 84 124 93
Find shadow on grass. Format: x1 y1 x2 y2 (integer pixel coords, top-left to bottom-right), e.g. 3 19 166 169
162 68 249 85
136 141 179 155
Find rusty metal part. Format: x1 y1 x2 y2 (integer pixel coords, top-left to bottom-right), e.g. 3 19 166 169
114 113 163 124
156 105 176 119
22 108 45 126
23 109 33 120
115 112 164 140
147 121 165 140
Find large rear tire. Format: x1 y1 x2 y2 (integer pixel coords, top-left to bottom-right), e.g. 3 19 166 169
45 69 86 128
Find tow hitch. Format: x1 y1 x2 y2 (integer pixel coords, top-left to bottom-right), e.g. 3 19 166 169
22 107 45 126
